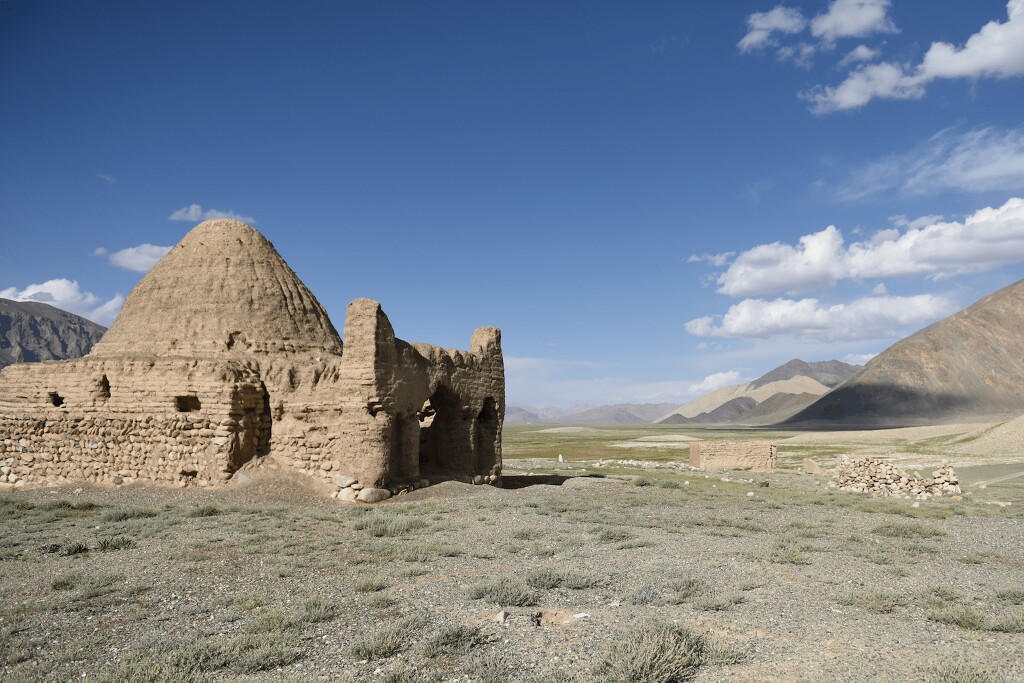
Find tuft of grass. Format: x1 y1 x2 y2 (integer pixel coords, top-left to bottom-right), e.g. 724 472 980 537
928 607 990 631
188 504 221 518
352 514 427 537
381 665 442 683
467 577 537 607
301 599 338 623
366 593 397 609
51 574 77 590
995 588 1024 605
349 616 425 660
102 508 158 523
627 584 663 606
562 572 605 590
525 568 564 590
597 528 634 543
667 578 707 604
591 622 710 683
692 591 746 612
463 652 508 683
761 539 810 565
420 625 484 657
633 477 655 487
836 590 907 614
919 585 963 609
245 608 301 634
59 540 89 556
989 608 1024 633
97 535 135 551
354 577 387 593
872 522 946 539
929 659 1008 683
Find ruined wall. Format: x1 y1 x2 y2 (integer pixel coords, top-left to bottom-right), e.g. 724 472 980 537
690 441 777 471
0 358 269 487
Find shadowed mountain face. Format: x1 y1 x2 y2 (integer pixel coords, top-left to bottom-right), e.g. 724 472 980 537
748 359 859 389
505 403 678 426
0 299 106 369
789 278 1024 426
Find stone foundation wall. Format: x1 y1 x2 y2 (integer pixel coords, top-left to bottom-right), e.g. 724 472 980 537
832 457 961 498
0 357 269 488
690 441 777 471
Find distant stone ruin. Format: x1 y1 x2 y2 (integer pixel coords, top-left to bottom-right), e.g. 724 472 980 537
832 457 960 499
0 220 505 502
689 441 777 471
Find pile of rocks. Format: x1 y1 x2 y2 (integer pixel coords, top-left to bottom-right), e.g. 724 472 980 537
833 456 961 498
593 459 695 471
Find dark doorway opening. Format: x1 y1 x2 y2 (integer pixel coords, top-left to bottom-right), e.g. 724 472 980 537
175 395 201 412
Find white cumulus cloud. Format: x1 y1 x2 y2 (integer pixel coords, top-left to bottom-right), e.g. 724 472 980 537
738 6 806 53
687 370 743 393
169 204 255 224
0 279 124 326
838 44 880 67
810 0 897 43
685 294 956 342
107 244 172 273
715 197 1024 297
806 0 1024 112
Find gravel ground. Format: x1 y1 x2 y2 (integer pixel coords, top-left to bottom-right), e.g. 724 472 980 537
2 457 1023 683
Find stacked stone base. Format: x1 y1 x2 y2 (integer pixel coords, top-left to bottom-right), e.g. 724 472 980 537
832 456 961 498
0 414 239 488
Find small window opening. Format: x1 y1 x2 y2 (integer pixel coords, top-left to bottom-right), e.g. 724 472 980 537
175 395 201 412
48 392 65 408
98 375 111 400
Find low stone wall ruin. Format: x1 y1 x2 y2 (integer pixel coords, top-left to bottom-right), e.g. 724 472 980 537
689 441 777 471
832 456 961 498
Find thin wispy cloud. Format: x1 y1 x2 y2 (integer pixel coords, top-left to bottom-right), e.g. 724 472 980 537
169 204 256 224
688 251 736 267
838 126 1024 200
713 197 1024 297
96 173 117 184
0 279 124 326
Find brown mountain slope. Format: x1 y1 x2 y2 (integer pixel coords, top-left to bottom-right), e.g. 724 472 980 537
0 298 106 369
787 278 1024 426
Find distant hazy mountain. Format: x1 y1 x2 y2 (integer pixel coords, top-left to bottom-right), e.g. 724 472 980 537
654 375 831 424
661 396 758 424
788 279 1024 426
0 298 106 370
505 402 678 426
748 359 859 389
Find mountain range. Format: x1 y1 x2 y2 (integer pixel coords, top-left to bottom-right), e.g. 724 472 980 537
788 278 1024 426
0 298 106 370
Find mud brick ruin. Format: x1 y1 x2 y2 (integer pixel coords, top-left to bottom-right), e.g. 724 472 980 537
689 441 777 471
0 220 505 502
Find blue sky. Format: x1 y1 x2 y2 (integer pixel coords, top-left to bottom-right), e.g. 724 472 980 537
2 0 1023 407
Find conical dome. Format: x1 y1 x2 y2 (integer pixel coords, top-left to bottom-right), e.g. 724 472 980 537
90 220 343 358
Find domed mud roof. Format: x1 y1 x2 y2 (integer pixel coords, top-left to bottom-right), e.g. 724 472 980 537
90 220 343 358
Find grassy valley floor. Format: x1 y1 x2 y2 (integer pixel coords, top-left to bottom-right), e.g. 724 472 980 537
1 424 1023 682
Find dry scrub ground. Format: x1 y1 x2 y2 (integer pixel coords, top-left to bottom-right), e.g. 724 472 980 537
2 450 1023 683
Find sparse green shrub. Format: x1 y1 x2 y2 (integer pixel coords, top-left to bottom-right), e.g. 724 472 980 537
597 528 634 543
762 539 810 565
837 590 907 614
467 577 537 607
188 504 221 518
929 659 1008 683
525 568 564 590
627 584 662 606
692 591 746 612
301 599 338 623
98 535 135 551
352 514 426 537
349 616 424 660
59 540 89 556
420 625 483 657
995 588 1024 605
562 572 605 590
929 607 990 631
872 522 946 539
51 574 77 590
103 508 158 523
989 608 1024 633
591 622 708 682
633 477 654 487
354 577 387 593
462 651 507 683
